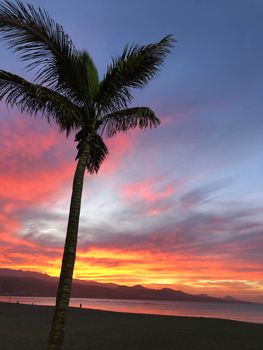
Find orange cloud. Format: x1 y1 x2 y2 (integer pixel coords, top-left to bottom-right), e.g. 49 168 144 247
1 232 263 302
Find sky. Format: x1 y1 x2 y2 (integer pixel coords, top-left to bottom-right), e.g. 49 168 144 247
0 0 263 303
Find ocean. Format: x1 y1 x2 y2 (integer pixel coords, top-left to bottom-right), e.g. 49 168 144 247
0 296 262 324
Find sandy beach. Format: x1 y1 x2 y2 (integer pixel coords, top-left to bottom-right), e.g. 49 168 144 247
0 302 262 349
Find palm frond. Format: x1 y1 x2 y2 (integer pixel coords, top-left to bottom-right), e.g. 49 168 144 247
0 70 83 133
80 51 99 101
0 0 90 104
99 107 160 137
75 130 108 173
95 35 175 114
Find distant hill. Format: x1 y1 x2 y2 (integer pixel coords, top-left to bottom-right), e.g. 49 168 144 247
0 268 118 288
0 268 249 304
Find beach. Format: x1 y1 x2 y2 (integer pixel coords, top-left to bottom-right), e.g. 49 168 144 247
0 302 262 349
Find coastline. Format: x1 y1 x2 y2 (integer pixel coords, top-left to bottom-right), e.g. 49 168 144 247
1 295 263 325
0 302 262 350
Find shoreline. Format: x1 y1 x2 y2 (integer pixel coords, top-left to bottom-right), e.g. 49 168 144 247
1 302 262 349
2 299 262 324
1 295 262 325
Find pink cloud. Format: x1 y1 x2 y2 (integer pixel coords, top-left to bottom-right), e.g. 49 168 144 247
123 180 175 203
1 118 58 159
99 133 137 175
122 178 176 216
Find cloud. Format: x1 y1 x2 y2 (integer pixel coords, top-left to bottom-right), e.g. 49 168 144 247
122 177 176 216
73 200 263 288
180 180 230 210
123 180 175 203
98 132 137 175
1 160 263 301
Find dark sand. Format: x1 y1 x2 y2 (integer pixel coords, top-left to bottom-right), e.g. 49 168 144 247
0 302 262 350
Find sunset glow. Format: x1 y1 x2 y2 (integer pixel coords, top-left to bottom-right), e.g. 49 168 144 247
0 0 263 305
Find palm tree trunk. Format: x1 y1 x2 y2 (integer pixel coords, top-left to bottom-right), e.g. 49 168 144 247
47 142 89 350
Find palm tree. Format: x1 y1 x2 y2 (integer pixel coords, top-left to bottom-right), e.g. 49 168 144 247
0 1 174 349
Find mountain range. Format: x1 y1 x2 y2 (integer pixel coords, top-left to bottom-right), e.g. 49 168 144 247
0 268 249 304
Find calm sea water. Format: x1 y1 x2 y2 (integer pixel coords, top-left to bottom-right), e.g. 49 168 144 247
0 296 262 324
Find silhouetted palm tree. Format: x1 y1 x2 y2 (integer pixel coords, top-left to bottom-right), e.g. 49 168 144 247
0 1 174 349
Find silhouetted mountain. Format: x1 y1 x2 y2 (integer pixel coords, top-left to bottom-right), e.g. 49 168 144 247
223 295 238 302
0 268 54 281
0 268 249 304
0 268 118 289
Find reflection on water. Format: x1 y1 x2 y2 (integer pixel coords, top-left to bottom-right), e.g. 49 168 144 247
0 296 262 324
